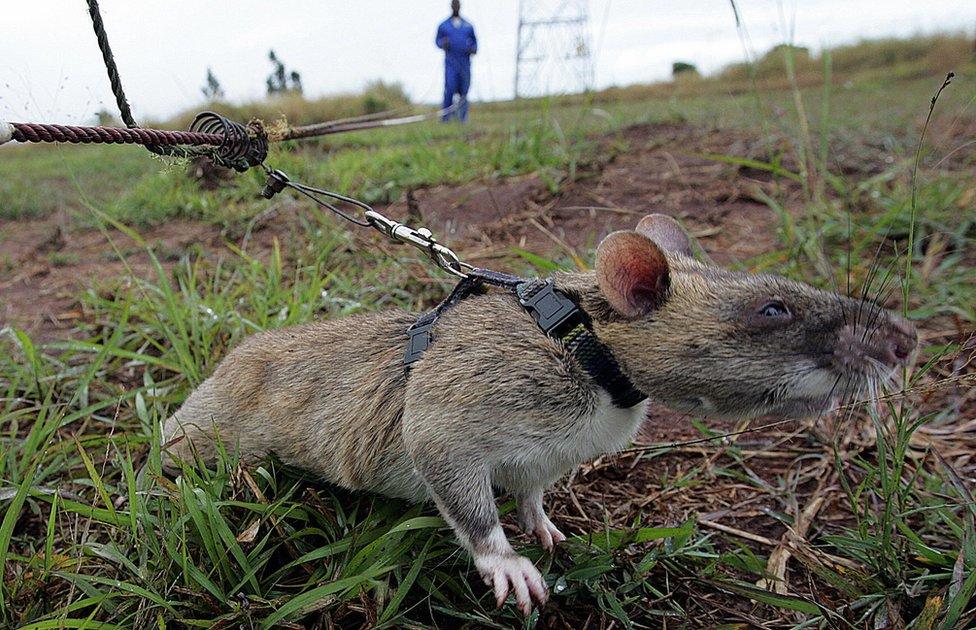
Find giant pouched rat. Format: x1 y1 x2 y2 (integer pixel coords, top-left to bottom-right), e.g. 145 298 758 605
163 214 917 615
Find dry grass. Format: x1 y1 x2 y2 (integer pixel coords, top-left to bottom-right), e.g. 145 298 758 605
165 80 412 131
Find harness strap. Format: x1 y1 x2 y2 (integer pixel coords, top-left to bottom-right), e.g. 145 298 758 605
403 271 647 410
404 269 523 364
515 280 647 409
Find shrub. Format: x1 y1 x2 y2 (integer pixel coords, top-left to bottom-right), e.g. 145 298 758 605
672 61 699 77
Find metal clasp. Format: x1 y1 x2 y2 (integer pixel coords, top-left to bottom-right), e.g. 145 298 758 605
261 168 290 199
365 210 469 278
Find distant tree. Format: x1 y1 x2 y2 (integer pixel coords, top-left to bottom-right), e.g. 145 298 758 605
267 50 286 94
201 67 225 101
266 50 303 95
672 61 699 77
289 70 303 95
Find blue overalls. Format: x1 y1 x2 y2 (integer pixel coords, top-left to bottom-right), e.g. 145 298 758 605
436 16 477 122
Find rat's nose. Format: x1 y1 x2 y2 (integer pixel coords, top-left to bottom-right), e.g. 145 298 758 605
882 316 918 367
834 304 918 374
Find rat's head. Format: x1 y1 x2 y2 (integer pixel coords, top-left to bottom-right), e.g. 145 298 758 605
574 214 918 419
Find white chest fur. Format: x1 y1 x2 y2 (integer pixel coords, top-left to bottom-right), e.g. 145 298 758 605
575 394 648 461
495 394 648 492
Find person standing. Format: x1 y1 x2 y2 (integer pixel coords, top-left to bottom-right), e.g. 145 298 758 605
436 0 477 122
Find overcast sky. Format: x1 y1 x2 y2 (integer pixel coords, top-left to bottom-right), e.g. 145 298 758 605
1 1 972 124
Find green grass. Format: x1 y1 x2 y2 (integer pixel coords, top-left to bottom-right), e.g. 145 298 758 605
0 145 157 220
2 34 976 628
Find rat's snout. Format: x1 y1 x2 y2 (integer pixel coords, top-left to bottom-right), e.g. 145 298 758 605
833 308 918 375
883 316 918 367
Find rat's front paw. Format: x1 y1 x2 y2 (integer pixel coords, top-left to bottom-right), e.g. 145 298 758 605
475 553 548 615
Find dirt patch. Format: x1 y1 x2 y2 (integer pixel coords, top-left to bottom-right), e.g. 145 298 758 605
1 215 214 337
0 207 310 339
390 122 791 269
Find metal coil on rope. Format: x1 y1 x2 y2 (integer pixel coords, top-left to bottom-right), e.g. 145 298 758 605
187 112 269 172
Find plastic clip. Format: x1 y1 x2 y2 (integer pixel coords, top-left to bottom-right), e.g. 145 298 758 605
403 321 435 365
518 281 581 337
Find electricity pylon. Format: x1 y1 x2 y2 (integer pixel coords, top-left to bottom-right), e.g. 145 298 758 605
514 0 594 98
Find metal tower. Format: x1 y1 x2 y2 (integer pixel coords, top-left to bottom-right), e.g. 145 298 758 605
514 0 594 98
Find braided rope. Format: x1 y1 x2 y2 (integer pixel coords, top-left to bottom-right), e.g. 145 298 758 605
87 0 137 128
9 122 223 146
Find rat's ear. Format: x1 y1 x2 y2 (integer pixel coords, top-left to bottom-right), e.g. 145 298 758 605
595 231 671 318
636 214 693 257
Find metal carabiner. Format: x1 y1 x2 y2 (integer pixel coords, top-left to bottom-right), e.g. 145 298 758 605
364 211 469 277
257 169 470 278
429 243 471 278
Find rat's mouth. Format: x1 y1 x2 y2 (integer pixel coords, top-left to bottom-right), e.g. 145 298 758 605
783 362 904 419
771 363 895 419
666 358 901 421
833 322 917 377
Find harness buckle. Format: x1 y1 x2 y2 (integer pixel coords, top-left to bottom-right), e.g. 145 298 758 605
403 321 435 365
518 280 582 337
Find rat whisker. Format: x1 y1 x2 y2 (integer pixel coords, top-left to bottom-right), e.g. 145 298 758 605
859 257 901 343
845 211 853 313
854 222 895 336
824 371 845 407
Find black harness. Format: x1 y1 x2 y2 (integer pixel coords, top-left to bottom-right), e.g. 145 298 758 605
403 269 646 409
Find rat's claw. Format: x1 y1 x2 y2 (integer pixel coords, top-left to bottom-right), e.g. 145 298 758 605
535 520 566 551
510 570 531 615
520 508 566 551
477 553 548 616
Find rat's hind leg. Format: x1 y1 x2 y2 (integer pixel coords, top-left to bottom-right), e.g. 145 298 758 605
405 437 548 615
516 488 566 551
161 412 220 467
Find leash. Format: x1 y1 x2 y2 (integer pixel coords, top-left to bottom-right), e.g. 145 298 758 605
260 167 472 278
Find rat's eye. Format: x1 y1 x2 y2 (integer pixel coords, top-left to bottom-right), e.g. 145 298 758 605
759 300 790 318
